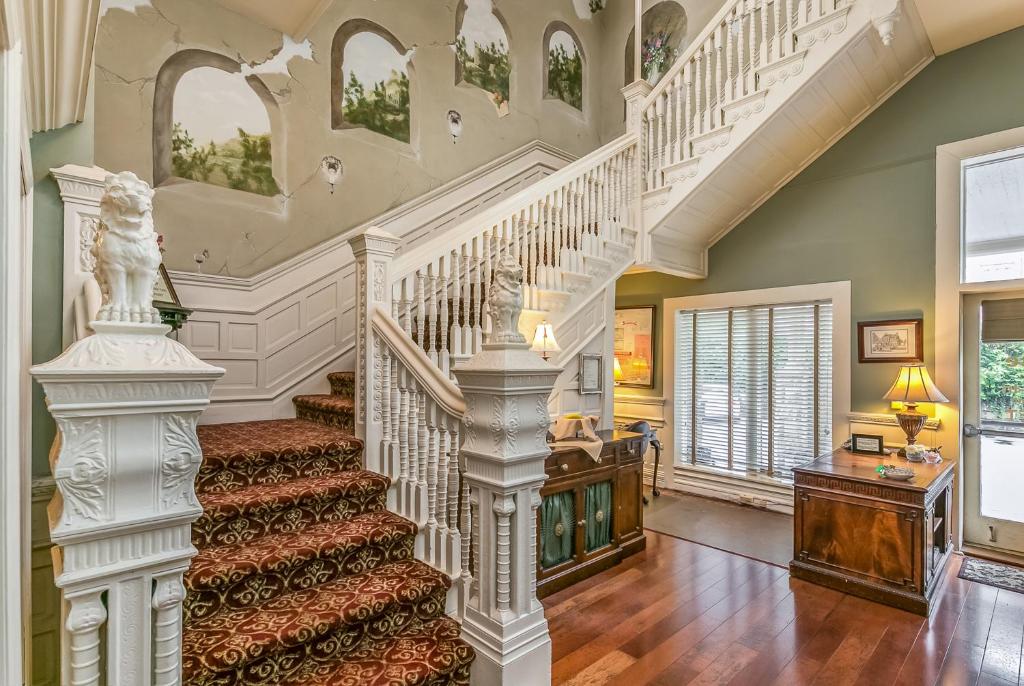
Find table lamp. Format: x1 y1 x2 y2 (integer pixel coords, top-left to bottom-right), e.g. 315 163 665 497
531 321 560 360
883 364 948 445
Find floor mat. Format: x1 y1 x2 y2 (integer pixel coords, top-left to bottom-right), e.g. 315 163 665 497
643 490 793 567
958 556 1024 594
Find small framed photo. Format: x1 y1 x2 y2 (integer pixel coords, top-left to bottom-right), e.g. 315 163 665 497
857 318 923 363
851 433 886 455
578 353 603 394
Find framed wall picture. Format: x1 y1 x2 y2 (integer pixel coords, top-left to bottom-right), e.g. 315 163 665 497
857 318 923 363
152 264 181 308
578 353 603 394
614 305 655 388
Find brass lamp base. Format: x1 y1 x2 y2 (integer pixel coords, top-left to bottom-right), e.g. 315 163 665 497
896 402 928 445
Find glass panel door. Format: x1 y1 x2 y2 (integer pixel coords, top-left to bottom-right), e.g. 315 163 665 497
963 292 1024 554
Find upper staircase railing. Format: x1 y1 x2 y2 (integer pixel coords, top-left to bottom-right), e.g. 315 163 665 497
642 0 851 192
389 133 639 374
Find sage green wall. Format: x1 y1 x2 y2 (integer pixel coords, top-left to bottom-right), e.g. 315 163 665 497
617 26 1024 413
30 120 94 478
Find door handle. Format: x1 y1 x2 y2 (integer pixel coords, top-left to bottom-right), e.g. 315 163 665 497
964 423 984 438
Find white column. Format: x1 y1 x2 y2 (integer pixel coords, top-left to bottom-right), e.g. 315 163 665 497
454 253 558 686
349 227 400 476
31 172 224 686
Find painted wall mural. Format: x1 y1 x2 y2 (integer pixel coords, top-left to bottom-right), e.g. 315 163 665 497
546 29 584 111
456 0 511 116
171 67 279 196
341 31 412 143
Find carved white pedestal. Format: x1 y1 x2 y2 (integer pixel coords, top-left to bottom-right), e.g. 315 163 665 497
454 330 558 685
31 321 223 686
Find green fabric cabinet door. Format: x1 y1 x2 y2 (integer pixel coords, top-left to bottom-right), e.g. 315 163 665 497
585 480 613 552
540 489 575 569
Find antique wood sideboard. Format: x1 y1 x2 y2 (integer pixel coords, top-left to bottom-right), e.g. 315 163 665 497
791 449 955 615
536 430 646 598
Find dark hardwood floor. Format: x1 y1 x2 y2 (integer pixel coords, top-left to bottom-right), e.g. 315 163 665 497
543 531 1024 686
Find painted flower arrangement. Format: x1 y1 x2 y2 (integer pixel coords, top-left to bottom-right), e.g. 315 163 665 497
642 32 675 83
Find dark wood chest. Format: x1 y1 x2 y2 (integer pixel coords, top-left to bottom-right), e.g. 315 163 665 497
791 449 955 615
536 430 646 598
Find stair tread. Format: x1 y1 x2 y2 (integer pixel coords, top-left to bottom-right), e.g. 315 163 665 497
182 559 451 678
293 394 356 411
281 616 474 686
197 418 361 465
186 510 416 593
198 470 389 519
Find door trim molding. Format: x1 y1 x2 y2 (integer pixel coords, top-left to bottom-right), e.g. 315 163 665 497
935 125 1024 550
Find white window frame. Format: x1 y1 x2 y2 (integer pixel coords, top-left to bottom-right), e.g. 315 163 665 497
662 282 851 512
935 124 1024 550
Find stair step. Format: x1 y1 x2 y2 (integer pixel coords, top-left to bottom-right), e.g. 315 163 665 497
196 419 362 494
293 394 356 432
181 559 451 685
193 470 389 548
327 370 355 398
281 616 475 686
184 510 417 624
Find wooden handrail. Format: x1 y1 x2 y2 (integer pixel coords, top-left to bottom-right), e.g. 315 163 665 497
370 305 466 418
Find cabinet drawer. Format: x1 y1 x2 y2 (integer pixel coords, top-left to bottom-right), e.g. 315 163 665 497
546 449 613 479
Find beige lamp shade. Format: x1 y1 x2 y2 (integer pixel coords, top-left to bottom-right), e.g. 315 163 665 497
613 357 623 381
531 321 560 357
883 364 949 404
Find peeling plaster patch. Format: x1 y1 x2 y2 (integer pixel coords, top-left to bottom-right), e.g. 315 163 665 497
101 0 152 16
242 35 314 77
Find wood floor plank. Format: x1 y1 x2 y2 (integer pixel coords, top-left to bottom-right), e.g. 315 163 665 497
936 581 1000 685
551 555 753 683
979 588 1024 684
545 533 1024 686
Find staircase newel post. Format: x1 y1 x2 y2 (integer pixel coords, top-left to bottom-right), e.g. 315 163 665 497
453 253 558 686
349 227 401 478
621 79 653 264
30 172 224 686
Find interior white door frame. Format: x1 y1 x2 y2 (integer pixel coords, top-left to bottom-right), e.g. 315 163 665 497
935 124 1024 550
0 0 30 679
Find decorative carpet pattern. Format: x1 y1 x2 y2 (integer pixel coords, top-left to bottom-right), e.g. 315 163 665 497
293 379 356 432
187 390 473 685
958 556 1024 594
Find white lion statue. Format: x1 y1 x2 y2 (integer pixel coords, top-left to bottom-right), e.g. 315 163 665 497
487 252 526 344
92 172 162 325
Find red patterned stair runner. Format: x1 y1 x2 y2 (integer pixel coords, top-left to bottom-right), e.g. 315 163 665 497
292 371 356 432
186 407 474 685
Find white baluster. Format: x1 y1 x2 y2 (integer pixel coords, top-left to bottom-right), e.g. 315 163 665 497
773 0 782 60
416 269 427 354
427 263 438 365
703 40 713 131
739 2 749 96
439 256 450 376
725 14 734 103
761 0 770 66
471 237 482 353
152 575 186 686
66 591 106 686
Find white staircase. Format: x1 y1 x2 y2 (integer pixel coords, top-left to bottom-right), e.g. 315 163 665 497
634 0 932 277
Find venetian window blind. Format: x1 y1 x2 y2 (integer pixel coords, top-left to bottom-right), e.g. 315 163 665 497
674 301 833 482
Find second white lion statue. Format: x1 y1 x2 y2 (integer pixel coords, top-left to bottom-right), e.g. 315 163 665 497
92 171 162 325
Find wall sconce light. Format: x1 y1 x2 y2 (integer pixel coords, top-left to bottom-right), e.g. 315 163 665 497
447 109 463 144
531 321 560 360
321 155 344 194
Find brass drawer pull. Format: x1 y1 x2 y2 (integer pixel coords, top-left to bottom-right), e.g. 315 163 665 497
560 463 569 472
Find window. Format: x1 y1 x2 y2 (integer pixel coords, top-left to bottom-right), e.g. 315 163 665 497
674 301 832 482
962 146 1024 283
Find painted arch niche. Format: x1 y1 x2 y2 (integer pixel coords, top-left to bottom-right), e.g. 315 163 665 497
625 1 688 84
544 24 584 111
332 20 412 144
154 51 282 197
455 0 511 116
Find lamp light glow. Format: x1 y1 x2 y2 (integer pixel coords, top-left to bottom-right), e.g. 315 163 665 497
531 321 560 360
613 357 623 381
